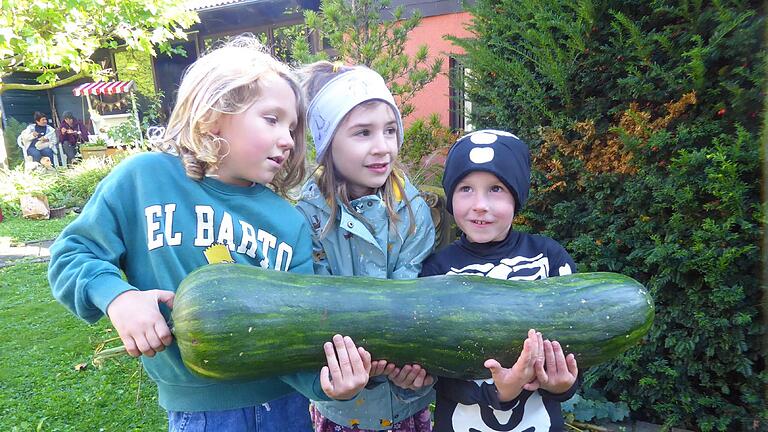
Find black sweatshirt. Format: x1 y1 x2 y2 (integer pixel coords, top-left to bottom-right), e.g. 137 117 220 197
420 230 578 432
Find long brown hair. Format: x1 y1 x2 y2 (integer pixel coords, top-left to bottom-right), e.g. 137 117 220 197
300 60 415 237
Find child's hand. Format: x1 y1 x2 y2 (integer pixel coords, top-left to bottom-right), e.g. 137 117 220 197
370 359 396 377
386 364 434 390
485 329 543 402
320 335 372 400
106 289 175 357
536 340 578 394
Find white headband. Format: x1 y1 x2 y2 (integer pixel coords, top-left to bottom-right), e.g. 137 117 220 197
307 67 404 163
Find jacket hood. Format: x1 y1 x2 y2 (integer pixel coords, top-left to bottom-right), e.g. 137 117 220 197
299 173 422 216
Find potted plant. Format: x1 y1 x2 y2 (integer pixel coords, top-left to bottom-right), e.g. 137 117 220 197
106 121 142 156
80 137 108 159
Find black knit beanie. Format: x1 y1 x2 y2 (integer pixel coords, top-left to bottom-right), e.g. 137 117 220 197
442 129 531 214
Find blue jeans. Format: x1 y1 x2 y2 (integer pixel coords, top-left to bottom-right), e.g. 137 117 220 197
26 145 54 163
168 392 312 432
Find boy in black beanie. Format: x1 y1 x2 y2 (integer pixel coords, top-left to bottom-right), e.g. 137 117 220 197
420 129 579 432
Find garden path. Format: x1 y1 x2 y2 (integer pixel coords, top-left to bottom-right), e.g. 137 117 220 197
0 238 53 268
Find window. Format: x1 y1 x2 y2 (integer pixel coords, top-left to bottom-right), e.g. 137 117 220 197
202 22 312 65
448 57 473 132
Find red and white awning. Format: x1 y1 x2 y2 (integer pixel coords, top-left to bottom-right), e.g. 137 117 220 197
72 80 135 97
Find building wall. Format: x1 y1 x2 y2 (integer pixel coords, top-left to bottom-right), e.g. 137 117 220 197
1 49 113 127
1 73 56 126
401 11 472 127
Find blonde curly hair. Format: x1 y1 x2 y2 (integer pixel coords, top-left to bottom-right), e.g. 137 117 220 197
154 35 306 196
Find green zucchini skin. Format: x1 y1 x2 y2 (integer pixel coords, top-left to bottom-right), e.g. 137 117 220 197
171 264 654 380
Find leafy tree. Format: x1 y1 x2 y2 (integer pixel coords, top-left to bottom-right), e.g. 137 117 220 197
0 0 197 166
291 0 443 118
114 50 156 97
452 0 765 430
0 0 197 94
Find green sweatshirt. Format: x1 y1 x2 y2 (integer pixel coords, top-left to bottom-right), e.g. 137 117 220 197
49 151 329 411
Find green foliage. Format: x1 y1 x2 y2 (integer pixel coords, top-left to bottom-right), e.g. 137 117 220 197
47 155 126 206
401 114 459 187
0 0 198 94
107 120 142 146
0 166 58 216
562 390 630 423
2 117 26 168
447 0 596 134
455 0 765 430
114 49 156 97
294 0 443 118
139 90 166 130
0 262 165 430
0 151 130 217
271 24 313 64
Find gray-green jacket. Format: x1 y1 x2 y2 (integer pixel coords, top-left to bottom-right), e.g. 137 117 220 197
295 175 436 429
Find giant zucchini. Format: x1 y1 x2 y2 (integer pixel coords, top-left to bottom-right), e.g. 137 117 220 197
172 264 654 380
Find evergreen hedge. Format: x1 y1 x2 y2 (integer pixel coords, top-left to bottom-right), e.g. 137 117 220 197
451 0 766 430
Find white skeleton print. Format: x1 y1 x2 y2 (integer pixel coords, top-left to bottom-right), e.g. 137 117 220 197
451 382 551 432
446 255 572 280
420 209 579 432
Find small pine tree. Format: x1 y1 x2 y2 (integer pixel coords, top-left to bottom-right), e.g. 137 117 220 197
292 0 443 118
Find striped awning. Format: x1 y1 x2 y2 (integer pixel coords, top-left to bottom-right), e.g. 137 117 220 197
72 80 135 97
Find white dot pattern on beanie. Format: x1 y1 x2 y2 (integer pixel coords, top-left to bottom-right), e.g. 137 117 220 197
464 129 518 143
444 129 530 214
465 130 519 163
469 131 499 144
469 147 495 163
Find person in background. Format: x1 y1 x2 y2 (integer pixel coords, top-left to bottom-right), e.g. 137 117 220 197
19 111 57 163
58 111 89 165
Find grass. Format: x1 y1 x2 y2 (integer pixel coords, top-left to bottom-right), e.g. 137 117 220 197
0 213 167 431
0 154 168 430
0 213 78 245
0 262 166 431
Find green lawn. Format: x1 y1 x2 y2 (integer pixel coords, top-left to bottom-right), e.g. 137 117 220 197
0 213 77 245
0 260 166 431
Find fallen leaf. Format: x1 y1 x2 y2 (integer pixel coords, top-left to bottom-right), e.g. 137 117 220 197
74 363 88 371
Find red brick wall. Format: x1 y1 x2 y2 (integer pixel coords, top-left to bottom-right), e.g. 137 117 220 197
401 11 473 127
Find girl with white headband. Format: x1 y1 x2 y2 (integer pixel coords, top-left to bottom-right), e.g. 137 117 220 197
296 61 437 432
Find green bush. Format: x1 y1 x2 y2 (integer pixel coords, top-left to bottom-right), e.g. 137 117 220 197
401 114 459 187
3 117 27 168
452 0 765 430
107 120 142 146
0 150 134 217
0 167 58 216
